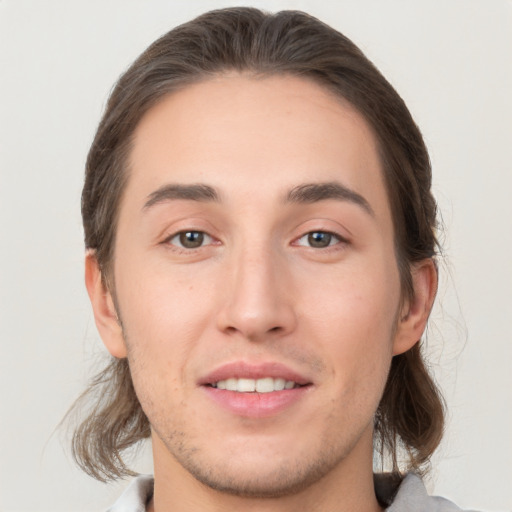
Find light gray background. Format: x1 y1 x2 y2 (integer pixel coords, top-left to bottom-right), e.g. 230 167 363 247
1 1 511 511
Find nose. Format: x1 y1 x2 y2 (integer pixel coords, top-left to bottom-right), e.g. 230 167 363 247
216 245 297 342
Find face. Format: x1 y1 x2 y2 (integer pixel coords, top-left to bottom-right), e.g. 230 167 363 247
97 74 418 497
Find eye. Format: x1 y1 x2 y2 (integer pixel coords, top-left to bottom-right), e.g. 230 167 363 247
295 231 343 248
166 230 213 249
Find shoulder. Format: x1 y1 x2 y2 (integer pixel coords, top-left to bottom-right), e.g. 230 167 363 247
377 473 479 512
106 474 154 512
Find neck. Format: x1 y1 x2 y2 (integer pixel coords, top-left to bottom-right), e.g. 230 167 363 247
149 426 383 512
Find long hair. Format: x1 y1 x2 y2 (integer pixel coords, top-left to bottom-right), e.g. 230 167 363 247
75 7 444 482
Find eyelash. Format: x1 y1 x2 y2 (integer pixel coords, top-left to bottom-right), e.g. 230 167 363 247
163 230 215 251
162 229 348 252
293 230 347 250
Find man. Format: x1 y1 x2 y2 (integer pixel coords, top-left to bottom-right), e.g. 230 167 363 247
73 7 473 511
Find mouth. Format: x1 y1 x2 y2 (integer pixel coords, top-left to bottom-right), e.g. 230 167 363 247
208 377 305 393
199 362 312 417
199 361 311 390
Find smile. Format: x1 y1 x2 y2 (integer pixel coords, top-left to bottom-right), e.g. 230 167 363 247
210 377 301 393
200 362 313 417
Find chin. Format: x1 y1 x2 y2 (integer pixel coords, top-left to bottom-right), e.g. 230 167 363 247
181 456 336 498
163 430 349 499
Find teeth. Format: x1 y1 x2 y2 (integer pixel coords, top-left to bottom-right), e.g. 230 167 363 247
256 377 274 393
213 377 298 393
238 378 255 392
273 378 286 391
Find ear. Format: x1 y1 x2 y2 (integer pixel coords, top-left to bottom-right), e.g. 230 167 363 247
85 251 127 359
393 258 438 356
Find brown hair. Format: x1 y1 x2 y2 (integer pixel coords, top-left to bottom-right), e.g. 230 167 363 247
75 7 444 482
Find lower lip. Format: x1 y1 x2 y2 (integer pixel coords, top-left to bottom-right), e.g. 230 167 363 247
201 386 311 418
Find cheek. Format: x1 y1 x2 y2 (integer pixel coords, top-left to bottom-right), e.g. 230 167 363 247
117 272 210 425
300 259 400 386
117 259 212 337
113 261 219 395
302 262 400 339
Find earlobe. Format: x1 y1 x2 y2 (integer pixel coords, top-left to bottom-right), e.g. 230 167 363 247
85 251 128 359
393 258 438 356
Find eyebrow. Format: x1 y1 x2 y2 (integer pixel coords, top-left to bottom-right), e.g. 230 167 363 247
142 181 374 216
143 183 220 210
286 182 374 216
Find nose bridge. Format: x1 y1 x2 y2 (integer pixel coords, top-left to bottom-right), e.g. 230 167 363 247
236 243 275 305
218 235 296 340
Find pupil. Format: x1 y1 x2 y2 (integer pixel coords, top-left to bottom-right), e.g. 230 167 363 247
180 231 204 248
308 232 331 248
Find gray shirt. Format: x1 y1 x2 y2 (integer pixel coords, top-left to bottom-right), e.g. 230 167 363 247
107 473 474 511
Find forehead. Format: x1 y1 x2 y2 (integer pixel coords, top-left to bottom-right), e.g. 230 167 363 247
125 73 391 225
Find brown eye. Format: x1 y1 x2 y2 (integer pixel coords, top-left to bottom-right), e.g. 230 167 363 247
168 231 210 249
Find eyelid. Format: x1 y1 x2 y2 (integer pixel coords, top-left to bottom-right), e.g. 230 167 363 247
162 229 216 249
293 230 347 248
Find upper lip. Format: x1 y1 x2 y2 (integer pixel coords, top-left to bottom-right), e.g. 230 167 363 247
198 361 312 386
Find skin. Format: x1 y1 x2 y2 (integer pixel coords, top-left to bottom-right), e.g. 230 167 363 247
86 74 436 512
